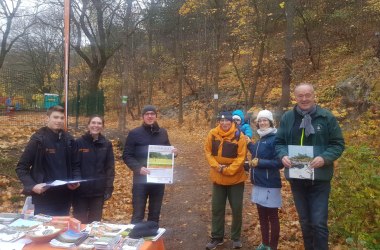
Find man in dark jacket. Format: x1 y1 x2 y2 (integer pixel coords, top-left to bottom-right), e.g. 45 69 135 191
16 105 80 216
275 83 345 250
123 105 177 224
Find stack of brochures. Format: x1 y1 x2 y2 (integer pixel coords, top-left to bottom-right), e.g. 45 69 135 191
77 237 97 250
119 237 144 250
0 225 25 242
93 234 122 249
8 218 42 231
50 229 88 248
0 213 22 225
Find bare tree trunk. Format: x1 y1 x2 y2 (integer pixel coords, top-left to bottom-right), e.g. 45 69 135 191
211 57 219 128
0 0 29 69
146 0 155 104
247 0 270 108
231 49 248 110
258 48 273 107
210 0 223 128
176 15 184 125
249 36 266 107
118 0 133 132
71 0 124 92
202 16 211 102
178 68 183 125
297 8 319 70
279 0 295 115
88 68 103 93
375 32 380 59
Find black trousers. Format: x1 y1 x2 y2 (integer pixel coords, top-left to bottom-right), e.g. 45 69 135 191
73 196 104 224
131 183 165 224
34 201 71 216
32 191 71 216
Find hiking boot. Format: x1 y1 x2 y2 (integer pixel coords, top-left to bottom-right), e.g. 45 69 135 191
232 240 242 249
256 243 271 250
205 239 223 250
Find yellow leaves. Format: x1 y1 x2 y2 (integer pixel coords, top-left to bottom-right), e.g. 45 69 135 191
364 0 380 13
266 87 283 104
331 108 348 119
102 149 133 223
0 176 10 187
179 0 206 16
279 2 285 9
238 49 251 55
0 128 34 150
0 175 23 212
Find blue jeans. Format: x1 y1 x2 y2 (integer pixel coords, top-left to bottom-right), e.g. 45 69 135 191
290 179 331 250
131 183 165 224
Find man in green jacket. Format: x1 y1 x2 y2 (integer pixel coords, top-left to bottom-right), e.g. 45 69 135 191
275 83 345 250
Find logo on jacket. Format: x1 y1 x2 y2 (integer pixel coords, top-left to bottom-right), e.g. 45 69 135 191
316 124 323 132
46 148 56 154
79 148 90 153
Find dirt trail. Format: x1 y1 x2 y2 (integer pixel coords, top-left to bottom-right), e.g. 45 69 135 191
160 132 261 250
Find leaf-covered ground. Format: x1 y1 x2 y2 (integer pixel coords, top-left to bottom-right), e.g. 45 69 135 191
0 120 351 249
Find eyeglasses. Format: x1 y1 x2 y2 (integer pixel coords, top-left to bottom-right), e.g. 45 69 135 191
144 112 156 116
295 93 314 100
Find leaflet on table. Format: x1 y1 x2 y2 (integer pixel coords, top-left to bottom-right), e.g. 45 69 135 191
146 145 174 184
288 145 314 180
49 229 88 248
144 228 166 241
120 237 144 250
0 226 25 242
8 218 42 230
0 213 22 224
0 242 25 250
45 179 91 187
85 222 133 237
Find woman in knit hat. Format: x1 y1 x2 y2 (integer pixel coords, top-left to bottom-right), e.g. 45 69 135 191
248 110 283 250
204 111 247 249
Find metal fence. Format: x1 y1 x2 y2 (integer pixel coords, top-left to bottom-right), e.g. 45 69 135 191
0 68 105 128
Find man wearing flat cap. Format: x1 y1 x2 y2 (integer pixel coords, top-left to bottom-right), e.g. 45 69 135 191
123 105 178 225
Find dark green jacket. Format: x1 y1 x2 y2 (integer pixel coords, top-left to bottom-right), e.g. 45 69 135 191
275 106 345 181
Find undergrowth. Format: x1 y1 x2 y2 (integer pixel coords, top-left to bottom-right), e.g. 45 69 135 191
330 145 380 249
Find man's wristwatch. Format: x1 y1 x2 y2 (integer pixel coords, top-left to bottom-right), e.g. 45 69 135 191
251 158 259 168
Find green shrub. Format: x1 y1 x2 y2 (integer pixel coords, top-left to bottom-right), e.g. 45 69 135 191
330 145 380 248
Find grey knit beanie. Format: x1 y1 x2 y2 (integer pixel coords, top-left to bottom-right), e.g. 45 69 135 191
142 105 157 116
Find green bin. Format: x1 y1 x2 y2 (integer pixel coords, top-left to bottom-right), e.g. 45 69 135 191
44 94 60 109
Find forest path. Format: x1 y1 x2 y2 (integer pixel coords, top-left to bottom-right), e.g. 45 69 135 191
159 130 303 250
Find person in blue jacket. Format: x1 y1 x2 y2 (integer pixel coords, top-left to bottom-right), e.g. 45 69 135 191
232 109 253 139
248 110 283 250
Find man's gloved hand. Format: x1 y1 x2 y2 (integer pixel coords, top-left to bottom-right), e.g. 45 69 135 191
104 187 113 201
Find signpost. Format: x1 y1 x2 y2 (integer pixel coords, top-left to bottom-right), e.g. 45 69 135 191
63 0 70 131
